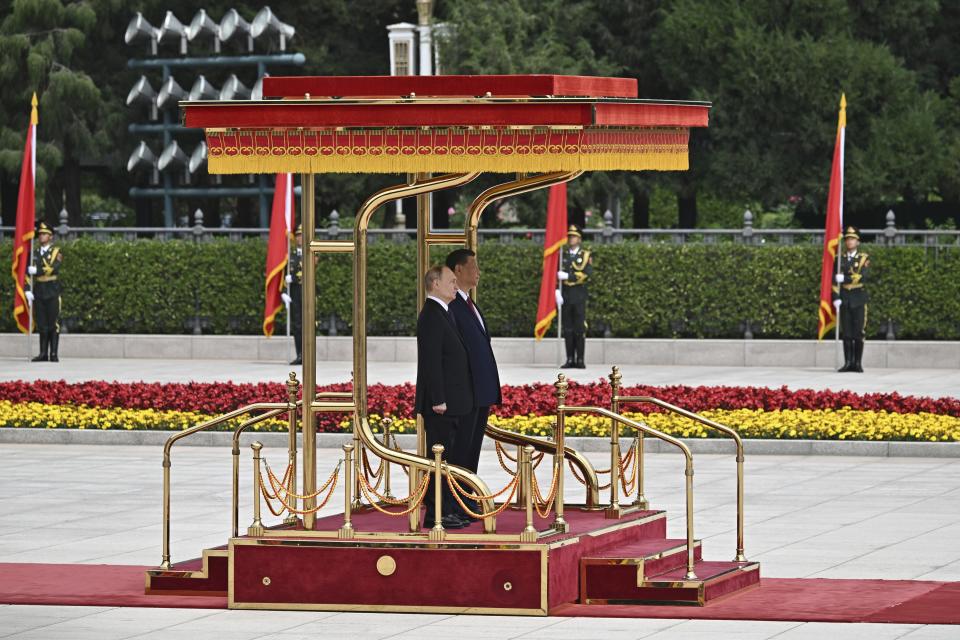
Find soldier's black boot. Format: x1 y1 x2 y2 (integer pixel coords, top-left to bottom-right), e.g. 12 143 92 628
32 332 49 362
49 332 60 362
838 339 853 372
852 340 864 373
574 335 586 368
561 334 576 368
291 331 302 365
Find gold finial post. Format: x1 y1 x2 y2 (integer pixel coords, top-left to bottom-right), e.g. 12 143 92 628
520 445 537 542
607 366 623 518
284 373 300 525
339 444 355 539
382 418 394 499
429 444 446 541
247 442 265 536
552 374 569 532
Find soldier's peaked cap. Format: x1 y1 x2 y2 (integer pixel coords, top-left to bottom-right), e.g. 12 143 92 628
567 224 582 238
844 226 860 240
37 222 54 235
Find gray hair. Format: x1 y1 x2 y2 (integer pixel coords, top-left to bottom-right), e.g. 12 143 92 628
423 265 444 293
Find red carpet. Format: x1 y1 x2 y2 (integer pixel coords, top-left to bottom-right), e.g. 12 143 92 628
0 563 226 609
2 564 958 624
552 578 960 624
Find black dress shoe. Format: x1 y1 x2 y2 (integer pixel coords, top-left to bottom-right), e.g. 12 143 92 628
423 514 468 530
453 513 473 525
290 356 302 365
49 355 59 362
560 360 575 369
31 355 48 362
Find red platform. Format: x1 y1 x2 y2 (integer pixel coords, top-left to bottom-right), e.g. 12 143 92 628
144 506 759 615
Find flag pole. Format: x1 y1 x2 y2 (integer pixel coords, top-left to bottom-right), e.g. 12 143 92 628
26 236 35 360
556 276 563 367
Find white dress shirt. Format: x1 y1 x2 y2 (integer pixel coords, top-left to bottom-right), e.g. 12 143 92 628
426 295 448 312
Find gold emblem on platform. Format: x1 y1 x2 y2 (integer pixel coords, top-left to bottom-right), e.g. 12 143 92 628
376 555 397 576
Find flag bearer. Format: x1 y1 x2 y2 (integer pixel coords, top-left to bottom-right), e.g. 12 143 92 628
559 225 592 368
834 226 869 373
26 222 64 362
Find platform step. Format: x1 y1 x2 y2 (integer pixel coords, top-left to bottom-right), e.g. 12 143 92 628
583 538 703 581
581 553 760 606
145 547 228 596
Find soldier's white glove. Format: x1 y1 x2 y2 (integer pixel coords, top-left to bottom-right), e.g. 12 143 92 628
833 299 841 308
557 270 569 281
285 274 293 284
555 290 564 306
281 293 292 305
835 274 845 283
27 265 37 275
25 291 34 303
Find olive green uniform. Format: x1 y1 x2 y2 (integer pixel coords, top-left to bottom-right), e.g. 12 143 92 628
835 250 870 372
30 243 63 361
561 246 592 367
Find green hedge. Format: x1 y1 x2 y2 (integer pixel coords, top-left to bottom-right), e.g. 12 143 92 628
2 238 958 339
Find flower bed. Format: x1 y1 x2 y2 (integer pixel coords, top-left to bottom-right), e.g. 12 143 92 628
1 380 958 442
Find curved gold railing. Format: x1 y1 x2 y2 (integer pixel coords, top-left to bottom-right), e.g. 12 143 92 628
616 393 746 563
464 171 583 301
354 416 497 534
161 401 289 569
484 422 601 509
562 406 699 580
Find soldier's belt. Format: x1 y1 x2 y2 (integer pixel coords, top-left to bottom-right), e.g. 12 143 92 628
841 283 862 290
35 275 58 283
562 281 583 287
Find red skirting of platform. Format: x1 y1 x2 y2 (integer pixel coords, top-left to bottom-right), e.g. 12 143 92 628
2 564 958 625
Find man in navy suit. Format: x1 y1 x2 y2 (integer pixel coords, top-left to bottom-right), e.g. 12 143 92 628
416 265 476 529
446 249 502 486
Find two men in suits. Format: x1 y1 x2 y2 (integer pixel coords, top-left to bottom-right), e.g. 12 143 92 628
415 265 476 530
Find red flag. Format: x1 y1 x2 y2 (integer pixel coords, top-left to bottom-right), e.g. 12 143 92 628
818 94 846 340
534 184 568 340
11 93 38 334
263 173 293 337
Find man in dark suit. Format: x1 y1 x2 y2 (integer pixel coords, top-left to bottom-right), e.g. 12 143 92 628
416 265 476 530
446 249 501 489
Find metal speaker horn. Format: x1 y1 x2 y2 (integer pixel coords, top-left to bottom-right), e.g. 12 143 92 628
124 12 158 55
126 76 159 120
188 142 208 174
251 75 268 101
156 76 187 110
187 9 221 52
188 76 219 101
159 140 191 183
251 7 294 51
127 141 159 184
219 8 253 52
219 74 251 100
157 11 188 54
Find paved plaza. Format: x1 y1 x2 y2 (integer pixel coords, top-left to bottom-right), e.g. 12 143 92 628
3 355 959 637
2 442 959 638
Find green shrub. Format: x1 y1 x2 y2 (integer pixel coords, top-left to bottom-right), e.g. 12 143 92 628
1 238 957 339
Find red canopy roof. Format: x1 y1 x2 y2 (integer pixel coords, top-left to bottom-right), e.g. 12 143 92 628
180 74 710 175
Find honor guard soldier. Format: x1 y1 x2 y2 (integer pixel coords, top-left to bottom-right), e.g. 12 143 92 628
26 222 64 362
283 224 304 365
558 224 592 368
834 226 869 373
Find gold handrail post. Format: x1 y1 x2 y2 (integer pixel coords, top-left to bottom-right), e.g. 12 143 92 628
284 372 300 525
553 374 569 533
514 444 526 508
607 366 623 518
231 438 240 538
339 443 355 539
407 459 421 533
247 442 265 536
683 449 697 580
301 173 318 529
429 444 446 542
382 417 394 499
735 449 746 562
161 451 172 569
520 445 537 543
